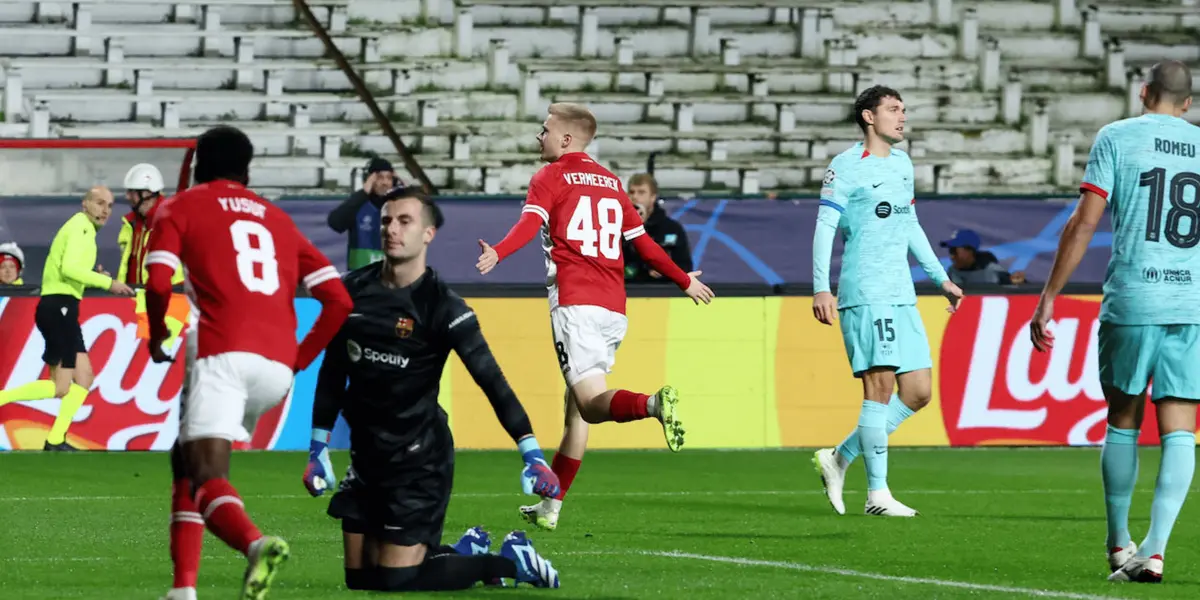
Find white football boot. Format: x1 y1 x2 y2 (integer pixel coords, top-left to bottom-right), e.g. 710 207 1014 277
812 448 847 515
159 588 197 600
1107 541 1137 572
864 489 919 517
1109 553 1164 583
519 497 561 531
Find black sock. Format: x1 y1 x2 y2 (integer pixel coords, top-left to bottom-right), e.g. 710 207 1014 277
344 567 380 590
378 554 517 591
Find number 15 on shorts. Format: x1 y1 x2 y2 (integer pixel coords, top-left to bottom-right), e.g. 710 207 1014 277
873 318 895 342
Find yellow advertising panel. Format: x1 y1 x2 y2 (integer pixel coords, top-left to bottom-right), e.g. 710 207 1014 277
445 293 1181 449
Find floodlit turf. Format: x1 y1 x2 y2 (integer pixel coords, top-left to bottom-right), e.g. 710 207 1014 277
1 448 1198 599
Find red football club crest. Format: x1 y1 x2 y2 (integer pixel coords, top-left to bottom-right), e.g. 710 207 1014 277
396 317 414 338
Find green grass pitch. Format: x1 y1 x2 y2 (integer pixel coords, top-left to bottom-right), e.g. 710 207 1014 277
0 448 1197 599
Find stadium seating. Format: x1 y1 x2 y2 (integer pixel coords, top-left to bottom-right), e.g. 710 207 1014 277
0 0 1196 195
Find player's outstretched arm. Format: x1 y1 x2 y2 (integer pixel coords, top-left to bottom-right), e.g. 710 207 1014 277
143 263 176 362
306 330 350 497
478 175 555 274
62 223 122 293
1030 191 1107 351
811 196 841 326
629 232 713 304
1032 129 1114 352
478 213 541 275
444 297 560 498
812 163 852 324
143 207 187 361
906 215 962 313
295 238 354 373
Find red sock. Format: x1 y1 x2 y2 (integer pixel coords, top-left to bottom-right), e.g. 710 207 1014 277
609 390 650 422
550 453 582 501
170 479 204 589
194 478 262 555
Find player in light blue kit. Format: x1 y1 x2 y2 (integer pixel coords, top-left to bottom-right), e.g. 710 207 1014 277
1030 61 1199 584
810 86 964 517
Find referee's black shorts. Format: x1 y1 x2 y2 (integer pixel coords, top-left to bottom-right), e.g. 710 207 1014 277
35 295 86 369
328 430 455 548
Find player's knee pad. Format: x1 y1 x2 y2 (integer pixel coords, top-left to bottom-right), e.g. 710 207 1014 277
377 566 420 591
344 567 381 590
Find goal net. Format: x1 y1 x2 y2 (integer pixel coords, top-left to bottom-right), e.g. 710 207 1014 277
0 138 195 283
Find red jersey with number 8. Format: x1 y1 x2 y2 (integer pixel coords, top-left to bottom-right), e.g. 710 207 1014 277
145 180 341 365
522 152 645 315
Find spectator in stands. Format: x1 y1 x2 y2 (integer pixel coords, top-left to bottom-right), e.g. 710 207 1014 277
326 156 398 270
623 173 693 282
0 242 23 285
940 229 1025 286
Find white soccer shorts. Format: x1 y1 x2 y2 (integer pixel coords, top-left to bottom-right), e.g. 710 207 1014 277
179 351 293 443
550 305 628 387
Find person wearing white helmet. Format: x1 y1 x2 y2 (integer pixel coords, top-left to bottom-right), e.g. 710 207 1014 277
0 241 23 285
118 163 168 285
117 162 187 357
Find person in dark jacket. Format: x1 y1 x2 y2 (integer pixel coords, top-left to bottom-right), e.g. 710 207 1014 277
327 157 398 270
622 173 693 282
940 229 1025 286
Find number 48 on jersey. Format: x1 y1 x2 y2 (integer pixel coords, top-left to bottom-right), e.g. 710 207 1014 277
566 195 625 260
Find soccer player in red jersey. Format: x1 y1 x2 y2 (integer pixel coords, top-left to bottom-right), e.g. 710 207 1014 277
144 126 353 600
476 102 714 530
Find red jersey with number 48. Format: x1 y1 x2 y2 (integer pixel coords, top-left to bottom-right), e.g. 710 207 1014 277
523 153 645 314
145 180 343 366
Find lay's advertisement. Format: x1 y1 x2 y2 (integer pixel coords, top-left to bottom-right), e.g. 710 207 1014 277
0 293 1182 451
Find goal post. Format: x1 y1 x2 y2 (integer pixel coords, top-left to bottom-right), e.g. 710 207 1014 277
0 137 197 283
0 137 196 196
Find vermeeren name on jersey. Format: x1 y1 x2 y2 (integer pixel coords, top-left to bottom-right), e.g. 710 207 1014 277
346 339 410 368
561 172 620 191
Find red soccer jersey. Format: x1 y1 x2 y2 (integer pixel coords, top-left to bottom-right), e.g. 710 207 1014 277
145 180 341 365
523 152 645 314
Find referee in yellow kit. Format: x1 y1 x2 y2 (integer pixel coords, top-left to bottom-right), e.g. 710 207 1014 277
0 186 135 450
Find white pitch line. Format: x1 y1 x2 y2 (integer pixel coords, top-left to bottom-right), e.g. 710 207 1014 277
3 549 1130 599
607 550 1129 600
0 488 1114 502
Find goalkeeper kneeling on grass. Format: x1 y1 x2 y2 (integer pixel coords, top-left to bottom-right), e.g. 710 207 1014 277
303 189 562 591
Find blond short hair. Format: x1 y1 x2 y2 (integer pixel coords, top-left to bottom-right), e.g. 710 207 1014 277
548 102 598 142
628 173 658 196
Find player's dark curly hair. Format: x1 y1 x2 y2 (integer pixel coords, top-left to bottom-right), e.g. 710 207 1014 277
853 85 903 134
194 126 254 185
384 187 445 229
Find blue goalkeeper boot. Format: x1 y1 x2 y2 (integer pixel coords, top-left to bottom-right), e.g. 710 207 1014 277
500 531 560 588
452 527 505 587
451 526 492 556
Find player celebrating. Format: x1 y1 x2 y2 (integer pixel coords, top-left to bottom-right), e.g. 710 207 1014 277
1030 61 1199 584
0 187 134 450
475 102 714 530
144 125 353 600
306 188 561 591
809 85 963 517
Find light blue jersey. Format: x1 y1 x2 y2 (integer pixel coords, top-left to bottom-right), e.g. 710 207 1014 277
1086 114 1200 325
813 142 948 308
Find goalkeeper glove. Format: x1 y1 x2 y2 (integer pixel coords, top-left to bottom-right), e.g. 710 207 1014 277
304 428 336 497
518 436 560 498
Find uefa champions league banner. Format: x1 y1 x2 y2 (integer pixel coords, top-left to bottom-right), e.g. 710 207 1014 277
1 292 1194 452
279 196 1115 286
2 195 1113 286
